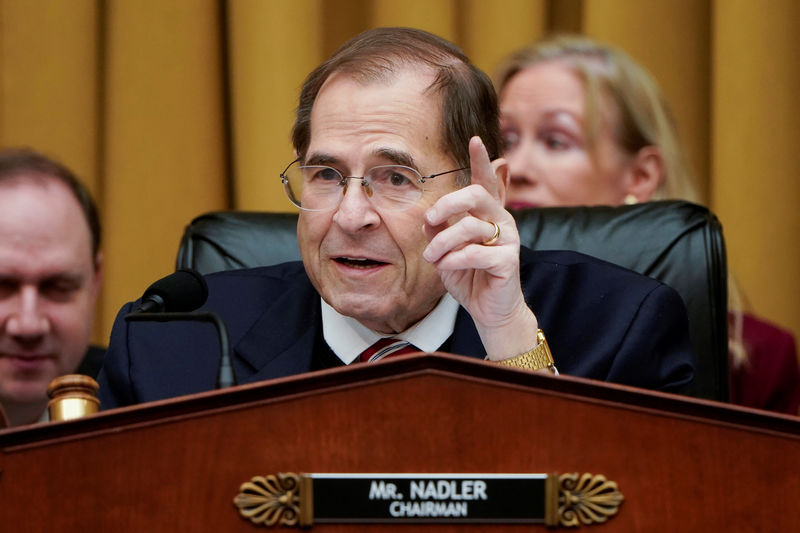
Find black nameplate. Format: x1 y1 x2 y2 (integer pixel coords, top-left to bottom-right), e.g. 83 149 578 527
311 473 546 523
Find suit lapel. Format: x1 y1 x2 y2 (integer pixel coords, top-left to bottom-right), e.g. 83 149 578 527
232 273 321 384
450 306 485 360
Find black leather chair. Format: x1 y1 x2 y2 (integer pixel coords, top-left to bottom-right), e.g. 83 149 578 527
176 200 728 401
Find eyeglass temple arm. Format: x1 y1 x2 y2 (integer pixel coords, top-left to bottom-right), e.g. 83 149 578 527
420 166 470 183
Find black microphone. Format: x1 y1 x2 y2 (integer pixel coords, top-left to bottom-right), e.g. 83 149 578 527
125 269 236 389
137 268 208 313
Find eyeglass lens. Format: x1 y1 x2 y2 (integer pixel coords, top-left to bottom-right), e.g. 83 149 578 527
282 165 424 211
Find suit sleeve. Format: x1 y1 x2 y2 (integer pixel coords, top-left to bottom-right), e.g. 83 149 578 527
96 301 139 410
605 284 695 393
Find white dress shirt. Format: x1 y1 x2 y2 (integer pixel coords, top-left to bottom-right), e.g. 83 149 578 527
321 293 460 364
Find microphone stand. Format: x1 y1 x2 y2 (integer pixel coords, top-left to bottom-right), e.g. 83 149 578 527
125 311 235 389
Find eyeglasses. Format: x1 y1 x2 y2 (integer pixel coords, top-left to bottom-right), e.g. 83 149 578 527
280 159 468 212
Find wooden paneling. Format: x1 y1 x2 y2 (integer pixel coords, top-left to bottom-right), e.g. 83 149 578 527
2 354 797 531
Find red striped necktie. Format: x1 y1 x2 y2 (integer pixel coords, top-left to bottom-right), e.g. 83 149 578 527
359 338 419 363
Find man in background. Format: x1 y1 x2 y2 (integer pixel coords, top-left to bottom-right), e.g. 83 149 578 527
0 148 103 426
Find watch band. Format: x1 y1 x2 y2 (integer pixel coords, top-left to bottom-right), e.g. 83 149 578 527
496 329 557 373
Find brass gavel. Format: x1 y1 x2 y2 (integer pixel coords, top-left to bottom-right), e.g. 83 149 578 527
47 374 100 422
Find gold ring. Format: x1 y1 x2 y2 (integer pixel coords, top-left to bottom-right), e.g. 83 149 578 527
482 221 500 246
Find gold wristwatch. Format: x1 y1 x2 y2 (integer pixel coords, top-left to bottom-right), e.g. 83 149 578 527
496 329 557 373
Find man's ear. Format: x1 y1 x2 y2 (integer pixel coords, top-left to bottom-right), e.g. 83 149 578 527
491 157 510 206
623 146 664 203
91 252 104 302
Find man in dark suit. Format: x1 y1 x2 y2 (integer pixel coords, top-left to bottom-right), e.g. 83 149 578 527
98 28 694 409
0 148 104 426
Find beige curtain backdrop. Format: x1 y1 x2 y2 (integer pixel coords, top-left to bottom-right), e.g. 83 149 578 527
1 0 798 348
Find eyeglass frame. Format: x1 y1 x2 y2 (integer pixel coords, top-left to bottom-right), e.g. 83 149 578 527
279 157 469 212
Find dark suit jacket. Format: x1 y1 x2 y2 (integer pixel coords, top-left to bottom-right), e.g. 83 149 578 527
98 247 695 409
76 345 105 378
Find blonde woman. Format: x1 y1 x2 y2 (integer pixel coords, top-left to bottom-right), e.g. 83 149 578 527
495 35 799 414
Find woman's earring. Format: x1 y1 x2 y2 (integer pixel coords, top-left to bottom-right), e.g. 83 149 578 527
624 194 638 205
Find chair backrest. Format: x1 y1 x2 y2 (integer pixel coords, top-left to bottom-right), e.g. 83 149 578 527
176 200 728 401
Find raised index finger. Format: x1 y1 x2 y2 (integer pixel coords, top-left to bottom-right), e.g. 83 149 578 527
469 135 499 201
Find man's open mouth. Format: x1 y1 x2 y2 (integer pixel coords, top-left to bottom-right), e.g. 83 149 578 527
335 257 388 269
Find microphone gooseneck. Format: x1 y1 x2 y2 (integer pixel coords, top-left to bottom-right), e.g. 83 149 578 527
125 269 236 389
